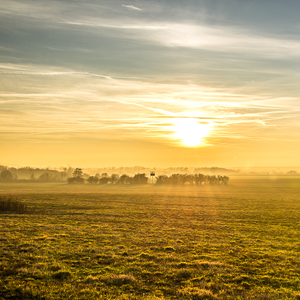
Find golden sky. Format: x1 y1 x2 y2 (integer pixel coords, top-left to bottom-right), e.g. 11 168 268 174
1 0 300 167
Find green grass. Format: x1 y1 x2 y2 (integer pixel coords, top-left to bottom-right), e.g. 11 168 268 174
0 177 300 299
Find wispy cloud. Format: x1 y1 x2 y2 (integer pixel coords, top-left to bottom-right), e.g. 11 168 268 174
2 0 299 61
51 19 300 60
122 4 142 11
0 70 145 80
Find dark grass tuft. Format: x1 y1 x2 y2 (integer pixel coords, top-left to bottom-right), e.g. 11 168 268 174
178 287 218 299
163 246 176 252
52 270 72 280
103 274 137 286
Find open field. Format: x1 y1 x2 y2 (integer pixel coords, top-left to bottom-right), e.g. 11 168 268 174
1 177 300 299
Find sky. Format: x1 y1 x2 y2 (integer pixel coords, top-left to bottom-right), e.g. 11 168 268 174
1 0 300 168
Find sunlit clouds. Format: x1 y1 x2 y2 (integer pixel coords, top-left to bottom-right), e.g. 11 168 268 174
0 71 296 146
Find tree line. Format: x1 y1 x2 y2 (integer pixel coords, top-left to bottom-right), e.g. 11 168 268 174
156 173 229 185
0 165 72 182
67 168 229 185
0 166 229 185
68 169 148 185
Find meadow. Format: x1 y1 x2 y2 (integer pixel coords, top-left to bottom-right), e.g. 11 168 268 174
0 177 300 299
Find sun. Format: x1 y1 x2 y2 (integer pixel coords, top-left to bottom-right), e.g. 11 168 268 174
172 118 211 147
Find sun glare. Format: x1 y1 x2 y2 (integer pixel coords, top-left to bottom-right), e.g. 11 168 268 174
173 118 211 147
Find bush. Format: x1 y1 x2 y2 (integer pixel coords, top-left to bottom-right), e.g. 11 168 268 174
67 177 85 184
0 195 28 213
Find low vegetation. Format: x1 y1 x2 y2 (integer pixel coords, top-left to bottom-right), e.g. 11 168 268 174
0 178 300 299
0 195 29 214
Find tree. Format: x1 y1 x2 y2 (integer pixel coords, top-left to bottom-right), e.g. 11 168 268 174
67 168 85 184
119 174 132 184
184 174 194 185
222 176 229 185
169 174 180 185
73 168 83 178
156 175 169 185
132 173 148 184
99 177 109 185
87 176 98 184
39 172 50 181
110 174 119 184
0 169 13 182
194 173 206 185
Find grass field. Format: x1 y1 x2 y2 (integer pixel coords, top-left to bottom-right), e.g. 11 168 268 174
1 177 300 299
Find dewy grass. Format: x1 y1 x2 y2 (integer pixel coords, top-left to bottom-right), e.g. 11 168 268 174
0 178 300 299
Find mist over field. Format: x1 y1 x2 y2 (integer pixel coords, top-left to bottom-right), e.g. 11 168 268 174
1 177 300 299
